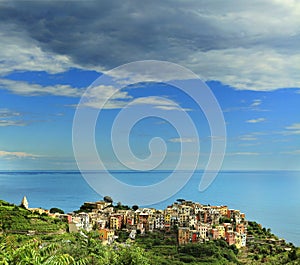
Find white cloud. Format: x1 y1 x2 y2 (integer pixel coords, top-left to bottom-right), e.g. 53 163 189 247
131 96 189 111
80 85 130 109
251 99 262 107
131 96 174 106
208 136 226 141
0 24 76 75
0 79 82 97
169 137 197 143
227 152 259 156
0 108 20 118
284 123 300 134
240 136 257 141
185 48 300 91
246 118 266 123
0 150 40 159
239 132 265 141
81 87 187 111
0 108 26 126
281 150 300 155
239 143 260 147
0 120 25 127
286 123 300 130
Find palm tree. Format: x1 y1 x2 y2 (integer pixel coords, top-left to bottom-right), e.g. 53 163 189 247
0 237 88 265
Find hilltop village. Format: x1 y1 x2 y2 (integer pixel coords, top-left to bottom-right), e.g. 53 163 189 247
21 196 248 248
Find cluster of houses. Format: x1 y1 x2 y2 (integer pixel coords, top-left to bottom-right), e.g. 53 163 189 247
21 196 248 248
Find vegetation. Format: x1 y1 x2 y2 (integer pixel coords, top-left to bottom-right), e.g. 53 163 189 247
236 221 299 264
75 203 95 213
0 201 66 234
132 205 139 211
103 196 113 204
133 231 239 264
219 217 232 224
113 202 130 211
0 233 151 265
0 199 299 264
50 207 64 214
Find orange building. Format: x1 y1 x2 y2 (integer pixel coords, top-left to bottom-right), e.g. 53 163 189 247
225 231 235 245
211 228 219 240
178 228 190 245
99 229 114 244
236 223 245 234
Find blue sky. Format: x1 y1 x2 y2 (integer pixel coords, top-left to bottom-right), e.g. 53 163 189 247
0 1 300 170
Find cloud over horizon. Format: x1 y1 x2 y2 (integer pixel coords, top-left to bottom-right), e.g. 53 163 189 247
0 150 41 159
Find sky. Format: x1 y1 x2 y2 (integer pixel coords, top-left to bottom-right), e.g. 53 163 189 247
0 0 300 171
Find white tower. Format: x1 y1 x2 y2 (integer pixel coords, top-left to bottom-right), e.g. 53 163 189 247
21 196 29 209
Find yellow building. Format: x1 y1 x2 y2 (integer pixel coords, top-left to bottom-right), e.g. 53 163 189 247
109 216 120 230
29 208 49 215
218 206 228 216
164 213 171 223
216 225 225 238
234 232 247 249
179 213 189 227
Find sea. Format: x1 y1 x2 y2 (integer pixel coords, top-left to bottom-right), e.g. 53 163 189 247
0 170 299 246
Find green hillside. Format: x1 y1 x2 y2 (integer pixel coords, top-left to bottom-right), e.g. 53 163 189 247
0 200 67 234
0 199 299 264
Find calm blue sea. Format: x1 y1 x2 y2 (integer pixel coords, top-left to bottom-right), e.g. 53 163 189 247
0 170 299 246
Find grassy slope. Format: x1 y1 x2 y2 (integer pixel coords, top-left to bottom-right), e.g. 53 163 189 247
0 200 67 234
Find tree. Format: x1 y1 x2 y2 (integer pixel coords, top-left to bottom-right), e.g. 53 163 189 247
117 244 151 265
114 202 130 211
104 196 113 204
288 248 297 261
229 244 239 255
50 207 64 214
132 205 139 211
219 217 231 224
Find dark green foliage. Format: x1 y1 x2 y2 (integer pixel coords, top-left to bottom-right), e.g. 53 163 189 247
178 254 196 263
75 203 94 213
116 230 130 242
219 216 231 224
132 205 139 211
178 241 238 263
50 207 64 214
0 200 14 207
103 196 113 203
247 220 274 238
113 203 130 211
288 248 297 261
134 232 240 264
244 221 300 264
230 244 239 255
